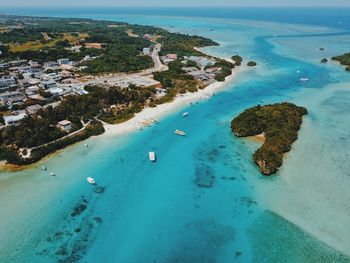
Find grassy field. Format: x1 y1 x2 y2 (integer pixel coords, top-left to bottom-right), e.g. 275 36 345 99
8 32 89 52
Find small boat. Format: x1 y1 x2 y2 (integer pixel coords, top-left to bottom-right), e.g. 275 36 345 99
49 172 55 176
300 78 309 82
182 112 189 117
85 143 89 147
175 129 186 136
148 151 156 162
296 70 301 74
150 118 159 124
42 165 47 171
86 177 96 185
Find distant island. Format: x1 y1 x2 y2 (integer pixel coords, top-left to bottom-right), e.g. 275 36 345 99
332 52 350 71
247 61 257 67
0 15 237 166
231 102 308 175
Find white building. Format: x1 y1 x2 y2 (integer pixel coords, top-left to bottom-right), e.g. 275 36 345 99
57 120 72 132
3 111 27 126
48 87 64 96
57 58 70 65
43 73 61 82
41 80 57 89
143 47 151 55
0 76 16 88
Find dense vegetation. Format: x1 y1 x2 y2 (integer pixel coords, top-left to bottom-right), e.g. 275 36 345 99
332 52 350 71
209 59 235 81
247 61 257 67
231 102 308 175
231 55 243 66
159 33 218 57
0 15 217 74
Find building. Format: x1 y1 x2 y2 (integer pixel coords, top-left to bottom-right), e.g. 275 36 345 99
182 67 199 73
68 45 82 52
167 54 178 60
8 60 28 67
3 111 27 126
187 56 216 68
25 85 40 96
143 34 153 41
0 63 9 70
143 47 151 55
25 104 43 115
0 76 16 88
0 91 25 104
43 73 61 82
48 87 64 96
205 67 221 74
41 80 57 89
57 120 72 132
44 61 60 71
0 76 16 92
57 58 70 65
44 61 59 68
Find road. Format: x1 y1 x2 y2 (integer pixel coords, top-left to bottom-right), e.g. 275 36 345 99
85 43 167 86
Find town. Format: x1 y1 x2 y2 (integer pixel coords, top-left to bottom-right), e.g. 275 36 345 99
0 15 236 165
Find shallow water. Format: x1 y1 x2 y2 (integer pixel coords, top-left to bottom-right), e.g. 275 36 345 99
1 8 350 263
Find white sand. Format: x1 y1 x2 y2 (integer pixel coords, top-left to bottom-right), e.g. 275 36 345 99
252 117 350 256
103 70 238 137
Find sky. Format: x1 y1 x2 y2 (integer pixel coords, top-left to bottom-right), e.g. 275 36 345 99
1 0 350 7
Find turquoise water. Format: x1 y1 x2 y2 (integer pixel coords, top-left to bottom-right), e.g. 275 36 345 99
1 8 350 263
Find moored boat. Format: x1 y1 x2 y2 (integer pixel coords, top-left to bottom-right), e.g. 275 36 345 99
174 129 186 136
149 151 156 162
182 112 189 117
86 177 96 185
300 77 309 82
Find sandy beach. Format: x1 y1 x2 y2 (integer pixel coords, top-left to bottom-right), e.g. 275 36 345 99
103 70 238 137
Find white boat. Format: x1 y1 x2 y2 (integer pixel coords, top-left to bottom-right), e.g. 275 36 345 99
150 118 159 124
175 129 186 136
86 177 96 185
42 165 47 171
148 151 156 162
182 112 189 117
49 172 55 176
300 78 309 82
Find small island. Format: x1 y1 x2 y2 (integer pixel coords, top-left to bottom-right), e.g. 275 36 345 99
231 102 308 175
247 61 257 67
332 52 350 71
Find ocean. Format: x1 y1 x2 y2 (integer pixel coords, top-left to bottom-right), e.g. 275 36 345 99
1 7 350 263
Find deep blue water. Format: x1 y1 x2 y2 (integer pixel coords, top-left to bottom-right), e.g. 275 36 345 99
2 7 350 30
1 7 350 263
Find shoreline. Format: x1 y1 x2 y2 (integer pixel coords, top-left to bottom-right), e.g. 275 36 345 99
103 69 238 137
0 68 240 172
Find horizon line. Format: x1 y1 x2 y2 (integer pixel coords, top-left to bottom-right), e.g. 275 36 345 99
2 5 350 8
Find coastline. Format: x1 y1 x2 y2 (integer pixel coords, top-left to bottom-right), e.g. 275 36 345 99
103 69 238 137
0 68 239 171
